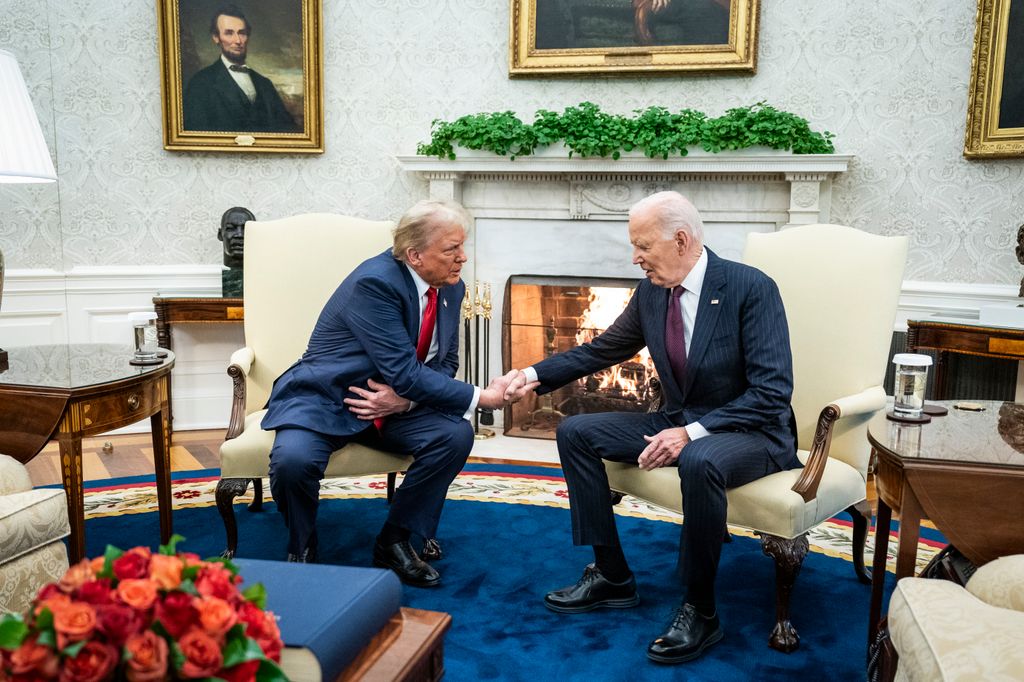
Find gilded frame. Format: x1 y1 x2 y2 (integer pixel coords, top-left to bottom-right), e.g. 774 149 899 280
157 0 323 153
509 0 759 76
965 0 1024 157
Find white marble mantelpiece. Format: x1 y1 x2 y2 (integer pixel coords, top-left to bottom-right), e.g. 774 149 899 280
397 148 852 428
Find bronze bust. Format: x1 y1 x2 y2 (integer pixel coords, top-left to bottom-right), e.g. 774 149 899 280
218 207 254 296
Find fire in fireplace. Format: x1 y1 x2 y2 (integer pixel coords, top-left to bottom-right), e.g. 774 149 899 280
501 275 660 439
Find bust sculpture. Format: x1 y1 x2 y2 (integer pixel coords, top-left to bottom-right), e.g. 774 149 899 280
218 207 254 297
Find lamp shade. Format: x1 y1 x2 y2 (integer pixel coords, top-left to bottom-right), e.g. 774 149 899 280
0 49 56 183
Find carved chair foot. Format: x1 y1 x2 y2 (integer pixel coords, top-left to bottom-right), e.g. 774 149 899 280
610 491 624 505
769 620 800 653
216 478 250 559
759 532 809 654
248 477 264 512
847 501 872 584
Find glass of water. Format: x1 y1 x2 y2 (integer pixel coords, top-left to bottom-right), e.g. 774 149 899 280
892 353 932 418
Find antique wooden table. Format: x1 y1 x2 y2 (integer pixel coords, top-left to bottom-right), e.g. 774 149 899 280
152 296 244 351
865 400 1024 644
0 344 175 562
906 318 1024 399
339 608 451 681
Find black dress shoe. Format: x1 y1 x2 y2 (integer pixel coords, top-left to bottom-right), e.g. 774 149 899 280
421 537 442 562
647 604 723 664
373 539 441 587
544 564 639 613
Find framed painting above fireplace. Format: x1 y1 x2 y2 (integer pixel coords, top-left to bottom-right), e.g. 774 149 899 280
965 0 1024 157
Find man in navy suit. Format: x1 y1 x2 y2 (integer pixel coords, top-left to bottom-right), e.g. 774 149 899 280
517 191 799 663
262 200 527 586
183 6 299 133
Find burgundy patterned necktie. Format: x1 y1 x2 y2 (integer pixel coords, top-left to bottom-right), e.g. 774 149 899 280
665 285 687 388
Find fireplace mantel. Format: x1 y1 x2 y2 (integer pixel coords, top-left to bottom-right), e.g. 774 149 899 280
397 150 852 226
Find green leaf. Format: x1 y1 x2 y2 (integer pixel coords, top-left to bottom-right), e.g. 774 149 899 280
63 640 87 657
256 659 289 682
242 582 268 610
35 608 54 630
101 544 124 578
222 635 267 669
36 629 56 648
159 534 187 555
0 616 28 649
170 640 186 671
176 580 199 596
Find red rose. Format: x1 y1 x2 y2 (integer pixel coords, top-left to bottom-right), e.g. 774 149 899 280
236 602 282 661
178 629 223 678
95 603 143 647
154 591 196 638
9 635 59 678
236 602 267 636
58 641 117 682
112 548 151 581
75 578 114 606
34 583 62 603
218 659 261 682
194 564 236 601
123 630 168 682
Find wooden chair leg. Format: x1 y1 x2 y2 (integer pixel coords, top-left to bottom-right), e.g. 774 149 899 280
216 478 250 558
387 472 397 503
248 477 264 511
759 532 809 653
847 501 872 584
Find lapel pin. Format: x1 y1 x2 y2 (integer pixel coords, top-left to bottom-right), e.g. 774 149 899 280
442 298 448 308
711 299 719 305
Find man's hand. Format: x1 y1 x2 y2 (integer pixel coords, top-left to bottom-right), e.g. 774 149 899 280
637 427 690 470
478 370 539 410
652 0 671 11
344 379 411 420
505 369 540 403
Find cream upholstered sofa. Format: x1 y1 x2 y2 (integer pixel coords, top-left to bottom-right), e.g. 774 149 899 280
216 214 415 557
887 555 1024 681
0 454 69 614
605 224 908 652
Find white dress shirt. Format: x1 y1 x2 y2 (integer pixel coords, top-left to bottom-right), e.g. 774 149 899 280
524 248 710 441
405 265 479 419
222 56 257 103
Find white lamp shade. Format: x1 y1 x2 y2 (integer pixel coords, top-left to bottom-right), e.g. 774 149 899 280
0 49 56 183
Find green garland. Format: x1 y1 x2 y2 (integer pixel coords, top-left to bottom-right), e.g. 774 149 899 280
416 102 835 160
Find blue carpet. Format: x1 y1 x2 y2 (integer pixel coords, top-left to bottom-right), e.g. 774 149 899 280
81 474 889 682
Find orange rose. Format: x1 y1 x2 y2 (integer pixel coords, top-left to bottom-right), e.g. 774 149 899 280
148 554 183 590
117 579 158 611
53 602 97 647
35 592 71 617
124 630 169 682
195 596 237 638
195 564 237 601
89 556 106 574
178 629 223 678
9 635 59 677
58 560 95 593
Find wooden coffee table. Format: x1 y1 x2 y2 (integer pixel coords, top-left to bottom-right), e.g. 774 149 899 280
0 344 175 562
866 400 1024 643
340 608 450 681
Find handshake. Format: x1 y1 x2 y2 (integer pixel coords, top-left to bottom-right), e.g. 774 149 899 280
477 369 540 411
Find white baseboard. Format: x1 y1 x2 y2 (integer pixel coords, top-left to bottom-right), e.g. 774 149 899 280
3 267 1020 432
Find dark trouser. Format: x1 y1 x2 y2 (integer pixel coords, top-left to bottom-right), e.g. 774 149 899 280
555 411 782 609
268 407 475 556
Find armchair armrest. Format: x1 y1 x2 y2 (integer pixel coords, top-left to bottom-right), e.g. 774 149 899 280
791 385 887 503
225 347 255 441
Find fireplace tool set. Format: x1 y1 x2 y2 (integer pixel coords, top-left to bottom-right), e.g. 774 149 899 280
462 282 495 439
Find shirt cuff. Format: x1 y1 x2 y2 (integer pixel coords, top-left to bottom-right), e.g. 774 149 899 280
523 366 539 383
406 400 418 413
684 422 710 441
463 387 480 421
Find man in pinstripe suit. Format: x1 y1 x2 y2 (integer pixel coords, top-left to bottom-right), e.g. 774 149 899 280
518 191 799 664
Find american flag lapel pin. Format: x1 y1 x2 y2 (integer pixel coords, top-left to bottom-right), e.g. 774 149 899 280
442 298 448 308
711 299 719 305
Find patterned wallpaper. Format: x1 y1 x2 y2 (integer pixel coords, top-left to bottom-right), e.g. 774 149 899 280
1 0 1022 283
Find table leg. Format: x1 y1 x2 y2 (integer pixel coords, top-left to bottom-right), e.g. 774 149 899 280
895 483 923 580
151 378 174 544
933 350 948 400
57 405 86 563
868 499 892 647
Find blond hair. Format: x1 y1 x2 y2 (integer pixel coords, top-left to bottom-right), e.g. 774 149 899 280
392 199 472 261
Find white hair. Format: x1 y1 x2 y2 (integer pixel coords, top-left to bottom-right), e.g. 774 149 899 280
392 199 472 261
628 191 704 242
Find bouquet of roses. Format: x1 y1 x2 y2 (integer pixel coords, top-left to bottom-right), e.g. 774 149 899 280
0 536 285 681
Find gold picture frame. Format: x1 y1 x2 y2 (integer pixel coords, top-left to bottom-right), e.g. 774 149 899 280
965 0 1024 157
157 0 323 153
509 0 759 76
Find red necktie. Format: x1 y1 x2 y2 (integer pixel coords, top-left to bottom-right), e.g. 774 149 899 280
665 285 687 389
376 288 437 431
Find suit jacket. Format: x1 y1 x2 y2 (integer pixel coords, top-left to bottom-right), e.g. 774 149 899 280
183 59 298 133
262 250 474 436
532 248 798 469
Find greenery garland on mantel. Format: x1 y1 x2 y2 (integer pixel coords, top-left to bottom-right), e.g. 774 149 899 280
416 102 835 161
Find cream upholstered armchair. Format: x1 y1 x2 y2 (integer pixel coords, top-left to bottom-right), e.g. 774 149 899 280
886 555 1024 681
605 224 908 652
216 214 414 557
0 454 69 614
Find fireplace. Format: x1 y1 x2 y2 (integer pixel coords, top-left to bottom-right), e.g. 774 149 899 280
502 275 660 439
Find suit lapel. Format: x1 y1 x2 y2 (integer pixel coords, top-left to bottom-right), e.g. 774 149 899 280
392 255 420 344
681 250 726 400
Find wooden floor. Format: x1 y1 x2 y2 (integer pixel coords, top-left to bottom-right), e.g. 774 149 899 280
24 430 885 517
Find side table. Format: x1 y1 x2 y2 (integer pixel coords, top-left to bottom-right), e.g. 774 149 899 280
0 344 176 562
906 318 1024 399
865 400 1024 645
152 297 244 351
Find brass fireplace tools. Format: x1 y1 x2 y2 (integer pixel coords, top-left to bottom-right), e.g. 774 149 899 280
463 282 495 439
